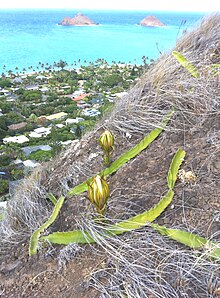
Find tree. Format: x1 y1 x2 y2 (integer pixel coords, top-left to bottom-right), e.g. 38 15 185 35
3 143 24 160
29 150 53 162
56 60 68 70
102 73 123 88
29 113 38 123
5 112 24 125
0 179 9 195
49 125 61 147
0 128 7 139
0 78 12 88
75 124 82 139
0 117 7 130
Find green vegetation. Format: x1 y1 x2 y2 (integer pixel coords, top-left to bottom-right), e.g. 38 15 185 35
29 117 173 255
41 148 184 243
0 179 9 195
29 120 219 260
28 150 53 162
68 110 174 196
40 144 220 260
172 51 199 78
0 59 146 197
0 78 11 88
29 196 65 256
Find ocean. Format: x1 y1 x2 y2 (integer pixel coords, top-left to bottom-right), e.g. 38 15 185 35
0 10 206 73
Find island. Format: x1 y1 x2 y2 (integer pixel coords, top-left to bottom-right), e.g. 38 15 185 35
138 15 165 27
59 13 99 26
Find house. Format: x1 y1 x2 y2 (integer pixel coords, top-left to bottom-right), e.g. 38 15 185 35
62 93 75 99
12 77 23 84
45 112 67 121
29 132 42 138
22 145 52 157
25 84 39 91
89 97 103 105
23 160 40 168
40 86 49 93
76 101 91 109
56 124 65 128
7 122 27 131
1 89 10 96
78 80 86 87
34 127 51 134
72 93 90 102
82 108 101 117
72 89 85 97
3 135 29 144
12 159 24 168
36 75 48 81
62 85 71 90
6 93 18 102
29 127 51 138
65 117 85 125
60 140 73 146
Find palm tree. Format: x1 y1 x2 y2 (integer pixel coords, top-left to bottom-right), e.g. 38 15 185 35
56 59 68 70
7 70 13 78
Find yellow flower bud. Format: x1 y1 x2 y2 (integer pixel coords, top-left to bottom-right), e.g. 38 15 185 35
99 130 114 153
87 175 110 214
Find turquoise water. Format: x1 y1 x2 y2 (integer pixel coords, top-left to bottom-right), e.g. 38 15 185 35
0 10 205 72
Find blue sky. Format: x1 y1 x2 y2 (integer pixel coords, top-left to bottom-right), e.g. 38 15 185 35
0 0 219 11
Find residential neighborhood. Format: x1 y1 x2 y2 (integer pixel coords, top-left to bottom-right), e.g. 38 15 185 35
0 59 146 196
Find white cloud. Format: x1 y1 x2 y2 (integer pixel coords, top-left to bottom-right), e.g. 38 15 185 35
0 0 219 12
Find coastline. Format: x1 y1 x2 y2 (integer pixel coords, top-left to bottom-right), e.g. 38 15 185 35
0 10 205 72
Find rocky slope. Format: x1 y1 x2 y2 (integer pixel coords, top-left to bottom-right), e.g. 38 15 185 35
0 13 219 298
59 13 98 26
139 15 165 27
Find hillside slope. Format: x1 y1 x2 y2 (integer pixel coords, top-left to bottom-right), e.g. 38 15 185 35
0 14 219 298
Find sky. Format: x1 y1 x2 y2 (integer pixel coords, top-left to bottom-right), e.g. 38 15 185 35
0 0 219 12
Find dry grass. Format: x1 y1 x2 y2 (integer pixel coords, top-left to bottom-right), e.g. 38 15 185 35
74 218 220 298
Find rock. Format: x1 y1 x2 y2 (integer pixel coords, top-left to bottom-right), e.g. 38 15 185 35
59 13 98 26
0 260 22 275
138 15 165 27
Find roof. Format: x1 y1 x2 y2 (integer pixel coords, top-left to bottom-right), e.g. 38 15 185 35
65 117 85 125
23 160 39 168
22 145 52 156
34 127 51 134
29 132 42 138
8 122 27 131
45 112 67 121
82 108 101 117
3 135 29 144
56 124 65 128
72 94 90 101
